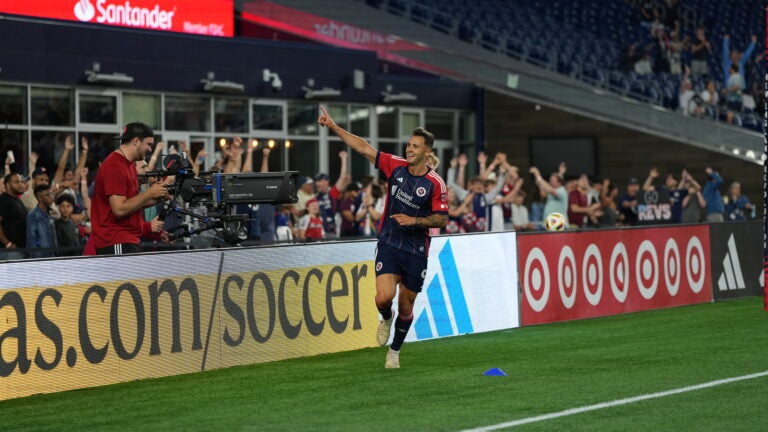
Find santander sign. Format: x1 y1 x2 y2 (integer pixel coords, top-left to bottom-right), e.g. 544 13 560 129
74 0 174 30
0 0 232 36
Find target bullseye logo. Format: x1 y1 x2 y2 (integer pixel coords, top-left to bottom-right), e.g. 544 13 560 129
557 246 577 309
635 240 658 299
686 236 705 293
664 238 681 296
520 228 711 326
523 247 550 312
582 244 603 306
610 242 629 303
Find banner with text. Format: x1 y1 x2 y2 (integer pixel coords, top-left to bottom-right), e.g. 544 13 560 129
0 0 233 36
518 225 712 325
0 242 377 400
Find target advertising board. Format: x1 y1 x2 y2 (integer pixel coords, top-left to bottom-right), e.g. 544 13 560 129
517 225 712 325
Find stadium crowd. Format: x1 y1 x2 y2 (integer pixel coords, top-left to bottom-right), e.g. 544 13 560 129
624 0 763 124
0 136 755 260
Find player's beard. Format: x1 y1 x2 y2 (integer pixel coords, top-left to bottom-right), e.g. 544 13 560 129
407 152 425 167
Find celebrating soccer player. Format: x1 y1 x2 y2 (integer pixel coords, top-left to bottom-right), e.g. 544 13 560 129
318 106 448 368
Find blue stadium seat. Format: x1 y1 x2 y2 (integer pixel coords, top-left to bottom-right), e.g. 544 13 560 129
367 0 764 132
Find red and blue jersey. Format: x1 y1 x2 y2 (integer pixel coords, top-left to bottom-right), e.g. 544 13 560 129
375 151 448 257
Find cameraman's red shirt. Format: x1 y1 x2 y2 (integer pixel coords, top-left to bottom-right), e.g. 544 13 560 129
91 152 142 248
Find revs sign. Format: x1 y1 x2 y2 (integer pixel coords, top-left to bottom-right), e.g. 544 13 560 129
0 0 233 36
518 225 712 325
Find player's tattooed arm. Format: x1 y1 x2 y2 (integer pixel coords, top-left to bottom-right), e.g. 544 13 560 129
391 213 447 228
419 213 447 228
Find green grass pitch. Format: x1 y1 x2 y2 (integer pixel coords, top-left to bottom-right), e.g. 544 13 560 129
1 297 765 431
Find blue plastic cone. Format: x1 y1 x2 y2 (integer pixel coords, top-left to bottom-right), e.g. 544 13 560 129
483 367 507 376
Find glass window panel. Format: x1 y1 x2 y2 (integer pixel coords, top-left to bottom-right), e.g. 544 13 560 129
165 95 211 131
31 131 75 177
376 106 396 138
287 102 318 136
327 104 348 131
78 132 117 180
287 140 318 180
425 110 454 141
0 85 27 125
79 94 117 124
349 105 370 136
31 87 74 126
459 143 477 179
123 93 160 129
248 138 284 173
459 111 475 142
214 98 247 133
400 111 420 137
1 130 29 175
252 103 284 131
350 149 369 182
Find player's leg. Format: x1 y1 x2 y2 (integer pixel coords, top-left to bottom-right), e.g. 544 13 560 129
384 283 418 369
374 244 400 346
390 282 418 352
385 250 427 368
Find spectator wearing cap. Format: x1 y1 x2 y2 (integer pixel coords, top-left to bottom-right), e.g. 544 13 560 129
295 176 315 218
91 122 169 255
26 184 57 258
297 197 325 242
314 150 350 238
0 173 27 260
618 178 641 226
21 167 50 212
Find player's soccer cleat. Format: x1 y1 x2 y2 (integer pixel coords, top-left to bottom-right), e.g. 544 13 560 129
377 317 393 346
385 348 400 369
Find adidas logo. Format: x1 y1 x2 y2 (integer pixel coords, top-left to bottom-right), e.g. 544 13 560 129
397 177 404 183
717 234 745 291
413 240 474 339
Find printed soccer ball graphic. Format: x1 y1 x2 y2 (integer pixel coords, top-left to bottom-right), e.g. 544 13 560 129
544 212 567 231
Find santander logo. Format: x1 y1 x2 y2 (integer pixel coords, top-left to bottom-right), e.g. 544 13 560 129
73 0 176 30
74 0 96 21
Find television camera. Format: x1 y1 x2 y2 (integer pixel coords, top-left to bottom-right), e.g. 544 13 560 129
139 153 297 245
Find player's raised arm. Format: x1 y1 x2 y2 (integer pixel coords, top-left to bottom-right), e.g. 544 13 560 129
318 105 377 164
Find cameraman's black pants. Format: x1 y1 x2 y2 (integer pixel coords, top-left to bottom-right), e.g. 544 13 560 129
96 243 141 256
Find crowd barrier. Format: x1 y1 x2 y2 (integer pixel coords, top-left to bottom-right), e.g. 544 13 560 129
0 222 761 400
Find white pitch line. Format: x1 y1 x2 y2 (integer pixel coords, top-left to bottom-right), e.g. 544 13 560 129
462 370 768 431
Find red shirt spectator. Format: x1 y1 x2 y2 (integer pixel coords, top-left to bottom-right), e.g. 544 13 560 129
91 152 142 249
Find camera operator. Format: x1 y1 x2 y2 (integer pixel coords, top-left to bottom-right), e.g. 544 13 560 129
91 122 169 255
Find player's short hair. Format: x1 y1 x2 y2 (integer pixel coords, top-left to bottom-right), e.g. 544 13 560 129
412 127 435 148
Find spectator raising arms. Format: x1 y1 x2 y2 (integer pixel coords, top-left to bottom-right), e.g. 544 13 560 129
702 167 724 222
530 162 568 224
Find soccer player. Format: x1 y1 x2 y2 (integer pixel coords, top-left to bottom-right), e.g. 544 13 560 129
317 106 448 368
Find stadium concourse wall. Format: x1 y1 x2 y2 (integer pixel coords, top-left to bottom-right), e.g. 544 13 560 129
0 222 760 400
